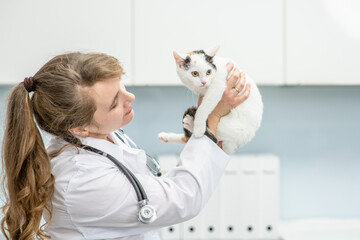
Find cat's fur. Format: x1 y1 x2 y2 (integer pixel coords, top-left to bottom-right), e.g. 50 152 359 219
181 106 217 143
158 46 263 154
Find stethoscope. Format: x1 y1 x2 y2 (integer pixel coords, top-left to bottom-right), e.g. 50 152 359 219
114 129 162 177
79 129 161 224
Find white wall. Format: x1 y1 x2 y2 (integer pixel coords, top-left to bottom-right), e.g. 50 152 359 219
134 0 284 85
0 0 359 86
286 0 360 85
0 0 133 85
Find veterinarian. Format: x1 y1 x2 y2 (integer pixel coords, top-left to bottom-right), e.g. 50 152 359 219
1 52 250 239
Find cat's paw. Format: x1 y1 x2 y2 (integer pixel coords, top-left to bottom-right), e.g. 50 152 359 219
158 132 169 143
193 122 206 138
183 114 194 132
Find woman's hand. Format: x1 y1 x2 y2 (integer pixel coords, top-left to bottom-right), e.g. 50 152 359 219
212 63 251 118
197 63 251 114
199 62 251 147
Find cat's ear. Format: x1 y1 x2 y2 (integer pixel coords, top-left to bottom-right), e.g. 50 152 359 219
173 51 185 68
204 45 220 57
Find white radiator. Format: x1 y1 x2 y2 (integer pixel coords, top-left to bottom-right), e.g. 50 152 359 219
158 154 280 240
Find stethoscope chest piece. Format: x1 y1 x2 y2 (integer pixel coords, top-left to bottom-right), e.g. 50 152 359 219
138 201 157 224
79 130 159 225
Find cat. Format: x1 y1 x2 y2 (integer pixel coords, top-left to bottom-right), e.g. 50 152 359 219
158 46 263 154
158 106 217 145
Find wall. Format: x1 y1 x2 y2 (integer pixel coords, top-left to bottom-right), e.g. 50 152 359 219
0 85 359 220
1 0 359 86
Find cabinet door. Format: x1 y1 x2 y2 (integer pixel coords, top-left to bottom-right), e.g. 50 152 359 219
134 0 284 86
286 0 360 85
0 0 132 85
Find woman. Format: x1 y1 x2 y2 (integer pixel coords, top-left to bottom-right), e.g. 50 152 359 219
1 52 250 239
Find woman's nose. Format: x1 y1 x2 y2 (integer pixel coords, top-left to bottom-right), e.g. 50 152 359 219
126 91 135 102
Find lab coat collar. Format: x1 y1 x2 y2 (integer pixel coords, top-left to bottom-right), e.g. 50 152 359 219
48 132 145 167
108 132 149 174
110 131 146 156
80 132 124 163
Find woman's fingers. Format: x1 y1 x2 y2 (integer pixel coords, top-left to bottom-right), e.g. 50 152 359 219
226 68 241 92
233 72 246 94
226 62 234 74
235 83 251 105
203 68 250 118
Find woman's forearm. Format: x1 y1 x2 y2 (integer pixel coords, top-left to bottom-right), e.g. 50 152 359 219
207 112 221 137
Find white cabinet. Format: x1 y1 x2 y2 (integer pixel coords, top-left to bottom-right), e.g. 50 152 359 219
2 0 358 86
134 0 284 86
286 0 360 85
158 154 280 240
0 0 132 85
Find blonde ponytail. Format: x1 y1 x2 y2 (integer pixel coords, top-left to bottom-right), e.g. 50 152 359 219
1 52 123 239
1 83 54 240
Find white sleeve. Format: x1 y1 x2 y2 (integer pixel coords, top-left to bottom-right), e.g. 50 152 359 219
65 135 230 239
145 135 230 226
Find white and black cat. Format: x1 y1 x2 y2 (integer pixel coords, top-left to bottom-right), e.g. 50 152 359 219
158 46 263 154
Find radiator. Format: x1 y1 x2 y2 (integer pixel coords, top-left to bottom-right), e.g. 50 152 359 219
157 154 280 240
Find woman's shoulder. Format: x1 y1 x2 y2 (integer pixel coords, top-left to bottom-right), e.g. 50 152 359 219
47 136 118 174
49 142 124 202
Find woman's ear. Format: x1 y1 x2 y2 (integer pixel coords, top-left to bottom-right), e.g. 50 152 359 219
68 126 89 137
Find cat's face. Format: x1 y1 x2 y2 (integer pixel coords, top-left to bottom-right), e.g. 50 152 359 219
173 47 219 92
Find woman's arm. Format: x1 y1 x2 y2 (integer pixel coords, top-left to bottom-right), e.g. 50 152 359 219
63 135 230 238
199 62 251 145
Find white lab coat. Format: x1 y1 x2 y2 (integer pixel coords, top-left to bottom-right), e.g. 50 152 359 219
43 132 229 240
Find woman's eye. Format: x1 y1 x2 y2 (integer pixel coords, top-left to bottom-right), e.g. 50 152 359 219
206 69 212 75
112 102 118 109
191 71 199 77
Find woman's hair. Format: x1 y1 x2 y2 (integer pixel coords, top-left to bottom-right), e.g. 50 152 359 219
1 52 124 239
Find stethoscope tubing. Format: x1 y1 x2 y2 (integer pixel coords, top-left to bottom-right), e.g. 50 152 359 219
80 143 157 223
115 129 162 177
80 144 148 202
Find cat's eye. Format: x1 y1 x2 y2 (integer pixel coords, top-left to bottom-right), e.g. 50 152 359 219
206 69 212 75
191 71 199 77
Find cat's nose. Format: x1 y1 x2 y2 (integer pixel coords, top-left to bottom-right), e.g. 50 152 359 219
201 81 206 85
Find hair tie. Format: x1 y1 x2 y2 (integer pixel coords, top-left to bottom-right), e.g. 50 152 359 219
23 77 35 92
